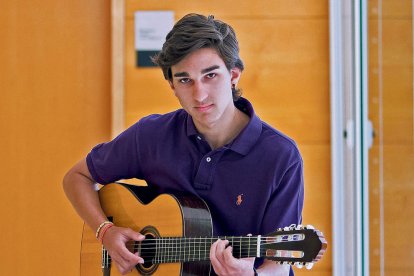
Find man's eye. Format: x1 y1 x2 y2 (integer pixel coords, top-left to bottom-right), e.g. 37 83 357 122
206 73 216 79
179 78 191 84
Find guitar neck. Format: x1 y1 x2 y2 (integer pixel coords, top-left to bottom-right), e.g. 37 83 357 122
139 236 260 264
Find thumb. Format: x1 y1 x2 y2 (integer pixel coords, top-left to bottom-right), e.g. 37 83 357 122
124 228 145 241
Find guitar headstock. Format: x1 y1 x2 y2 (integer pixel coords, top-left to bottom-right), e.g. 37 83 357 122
261 224 327 269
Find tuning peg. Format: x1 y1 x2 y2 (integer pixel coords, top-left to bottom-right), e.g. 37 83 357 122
306 224 315 229
283 226 290 231
295 263 303 269
305 262 314 270
295 224 304 230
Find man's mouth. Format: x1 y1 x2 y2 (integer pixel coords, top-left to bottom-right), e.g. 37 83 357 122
195 104 213 112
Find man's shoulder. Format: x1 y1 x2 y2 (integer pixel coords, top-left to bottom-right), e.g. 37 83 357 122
259 121 301 160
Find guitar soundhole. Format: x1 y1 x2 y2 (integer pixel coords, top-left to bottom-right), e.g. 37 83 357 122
135 226 160 276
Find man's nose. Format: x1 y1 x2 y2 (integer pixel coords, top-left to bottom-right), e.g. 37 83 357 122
192 81 208 102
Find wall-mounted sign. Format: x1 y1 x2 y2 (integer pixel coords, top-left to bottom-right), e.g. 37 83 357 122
134 11 174 67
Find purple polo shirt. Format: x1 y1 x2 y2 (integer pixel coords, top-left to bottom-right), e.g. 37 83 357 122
87 98 304 238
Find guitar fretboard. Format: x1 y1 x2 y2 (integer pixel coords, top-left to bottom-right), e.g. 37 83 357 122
137 236 260 264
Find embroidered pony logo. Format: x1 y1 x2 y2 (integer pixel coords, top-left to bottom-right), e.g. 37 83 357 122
236 194 244 206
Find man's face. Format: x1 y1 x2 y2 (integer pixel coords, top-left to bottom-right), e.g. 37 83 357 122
169 48 241 130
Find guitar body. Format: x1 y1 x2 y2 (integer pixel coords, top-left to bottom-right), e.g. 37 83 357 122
80 183 213 276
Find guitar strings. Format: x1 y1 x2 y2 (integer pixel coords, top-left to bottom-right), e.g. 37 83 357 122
102 236 301 263
103 241 299 263
102 248 288 264
122 237 290 260
126 236 287 250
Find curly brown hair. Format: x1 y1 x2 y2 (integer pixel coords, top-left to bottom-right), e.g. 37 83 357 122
152 13 244 101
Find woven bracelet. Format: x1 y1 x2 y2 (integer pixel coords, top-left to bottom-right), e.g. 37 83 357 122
95 221 113 239
98 223 114 242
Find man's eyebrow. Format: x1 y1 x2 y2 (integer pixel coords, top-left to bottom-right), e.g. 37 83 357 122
201 65 220 74
173 65 220 78
173 72 189 78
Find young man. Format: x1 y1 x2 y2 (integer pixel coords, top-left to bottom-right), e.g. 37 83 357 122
63 14 304 275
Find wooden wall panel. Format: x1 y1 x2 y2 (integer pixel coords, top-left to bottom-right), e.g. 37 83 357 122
126 0 327 18
234 18 330 144
125 1 331 275
368 0 414 275
0 1 111 275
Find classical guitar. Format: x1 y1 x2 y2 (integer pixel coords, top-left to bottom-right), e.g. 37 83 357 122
80 183 327 275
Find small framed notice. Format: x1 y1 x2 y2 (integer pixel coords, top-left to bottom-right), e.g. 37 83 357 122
134 11 174 67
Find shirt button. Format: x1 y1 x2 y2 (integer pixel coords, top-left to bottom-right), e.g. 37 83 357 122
206 157 211 162
197 136 202 140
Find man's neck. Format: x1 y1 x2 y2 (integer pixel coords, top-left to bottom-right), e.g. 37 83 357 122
197 107 250 150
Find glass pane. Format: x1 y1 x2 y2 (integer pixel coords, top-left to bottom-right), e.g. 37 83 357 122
368 1 414 275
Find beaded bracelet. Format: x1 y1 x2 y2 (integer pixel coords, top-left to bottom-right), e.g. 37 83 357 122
98 223 114 242
95 221 113 239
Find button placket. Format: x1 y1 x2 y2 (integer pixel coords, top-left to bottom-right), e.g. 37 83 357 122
193 151 223 190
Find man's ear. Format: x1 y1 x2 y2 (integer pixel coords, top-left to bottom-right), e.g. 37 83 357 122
230 67 242 86
168 79 175 90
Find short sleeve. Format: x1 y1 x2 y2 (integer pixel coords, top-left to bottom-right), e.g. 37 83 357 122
254 159 304 275
261 159 304 234
86 121 144 184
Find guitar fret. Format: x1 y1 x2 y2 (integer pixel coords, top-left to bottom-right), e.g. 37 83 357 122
161 238 163 263
192 237 194 261
198 237 200 261
170 238 172 262
171 237 174 262
174 238 177 263
248 236 251 258
238 237 241 258
166 237 169 262
179 238 181 262
167 237 170 262
195 238 198 261
185 238 188 262
159 238 162 263
157 238 160 263
174 238 177 262
183 238 186 262
206 237 209 260
171 238 174 262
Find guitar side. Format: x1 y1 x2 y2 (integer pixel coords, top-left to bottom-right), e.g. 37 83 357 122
80 183 213 276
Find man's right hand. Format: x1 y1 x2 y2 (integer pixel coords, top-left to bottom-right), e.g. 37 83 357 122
102 226 146 275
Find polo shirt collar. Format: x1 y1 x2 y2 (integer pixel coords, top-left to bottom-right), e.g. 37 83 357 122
229 98 262 155
186 113 199 137
185 97 262 155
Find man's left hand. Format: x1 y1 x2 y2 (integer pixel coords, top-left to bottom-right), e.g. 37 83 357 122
210 239 255 276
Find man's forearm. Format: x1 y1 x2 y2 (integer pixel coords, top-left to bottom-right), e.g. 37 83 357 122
63 159 108 231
